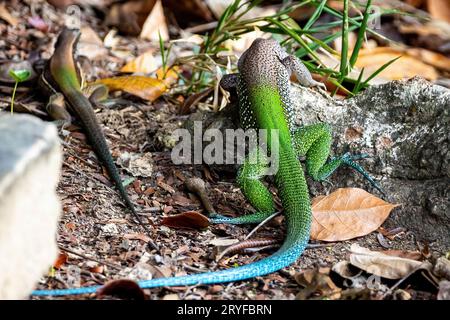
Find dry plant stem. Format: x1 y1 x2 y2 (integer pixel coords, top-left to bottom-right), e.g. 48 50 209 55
217 239 279 261
58 245 122 271
184 21 218 34
381 264 435 299
306 243 336 249
245 211 281 240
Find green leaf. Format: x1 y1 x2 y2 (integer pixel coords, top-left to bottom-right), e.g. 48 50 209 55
8 69 31 82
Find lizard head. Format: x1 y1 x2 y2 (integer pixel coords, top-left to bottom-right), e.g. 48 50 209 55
238 38 289 86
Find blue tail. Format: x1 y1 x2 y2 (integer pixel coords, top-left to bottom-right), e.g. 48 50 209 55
31 239 307 296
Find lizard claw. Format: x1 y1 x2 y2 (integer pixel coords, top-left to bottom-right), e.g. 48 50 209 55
341 153 386 196
343 152 370 161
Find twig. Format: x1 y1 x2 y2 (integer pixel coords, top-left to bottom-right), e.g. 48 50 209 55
306 243 337 249
62 160 117 195
245 211 281 240
58 245 122 271
184 21 218 34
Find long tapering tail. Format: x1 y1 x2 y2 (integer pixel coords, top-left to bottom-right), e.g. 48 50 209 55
31 237 308 296
32 126 312 297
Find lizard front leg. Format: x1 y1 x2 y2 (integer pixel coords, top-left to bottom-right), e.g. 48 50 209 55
281 55 326 90
293 123 384 194
46 92 72 129
210 147 276 225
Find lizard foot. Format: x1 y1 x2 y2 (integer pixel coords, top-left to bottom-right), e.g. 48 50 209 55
340 153 385 196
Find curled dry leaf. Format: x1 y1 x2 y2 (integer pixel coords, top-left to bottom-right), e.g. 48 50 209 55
53 252 68 269
382 249 422 261
105 0 155 36
331 261 362 279
97 279 146 300
140 0 169 41
97 67 178 101
161 211 210 230
349 244 432 280
310 188 398 242
295 268 341 300
156 67 180 87
120 50 157 74
96 76 167 101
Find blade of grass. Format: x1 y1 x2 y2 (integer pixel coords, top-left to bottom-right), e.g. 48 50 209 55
361 56 402 86
304 0 327 30
353 67 366 94
349 0 372 69
266 17 322 63
339 0 349 77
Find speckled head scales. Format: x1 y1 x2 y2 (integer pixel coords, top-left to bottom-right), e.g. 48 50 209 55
238 38 289 87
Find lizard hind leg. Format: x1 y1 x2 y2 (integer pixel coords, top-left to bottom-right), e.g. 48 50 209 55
293 123 384 194
210 148 276 225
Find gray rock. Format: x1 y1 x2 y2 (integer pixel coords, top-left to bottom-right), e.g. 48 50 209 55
290 77 449 248
0 113 62 299
179 77 449 248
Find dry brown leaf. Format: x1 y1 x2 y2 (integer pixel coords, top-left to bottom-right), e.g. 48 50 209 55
405 0 425 7
427 0 450 23
331 261 362 279
47 0 77 8
89 265 104 274
123 233 151 243
0 3 18 26
120 50 157 74
356 47 439 81
161 211 210 230
105 0 156 36
156 66 180 87
349 244 432 280
157 180 175 194
399 20 450 38
295 268 341 300
310 188 398 242
97 279 146 300
381 249 422 261
53 252 68 269
96 76 167 101
140 0 169 41
78 26 108 60
407 48 450 72
180 87 214 114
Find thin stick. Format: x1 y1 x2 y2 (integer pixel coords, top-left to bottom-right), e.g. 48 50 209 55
58 245 122 271
245 211 281 240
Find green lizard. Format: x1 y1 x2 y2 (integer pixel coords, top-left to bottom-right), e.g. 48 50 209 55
37 28 157 250
32 38 382 296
